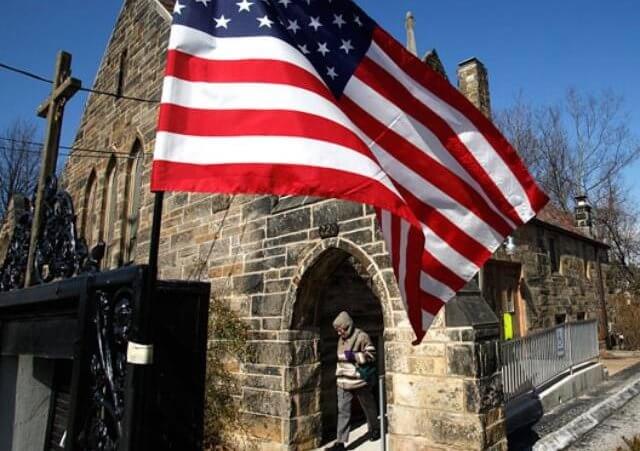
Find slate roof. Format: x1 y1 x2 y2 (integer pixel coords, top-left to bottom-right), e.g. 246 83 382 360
534 203 607 246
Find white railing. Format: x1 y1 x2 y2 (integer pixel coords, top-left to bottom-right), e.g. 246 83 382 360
500 320 599 401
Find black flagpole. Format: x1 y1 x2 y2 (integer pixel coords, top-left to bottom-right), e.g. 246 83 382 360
148 191 164 284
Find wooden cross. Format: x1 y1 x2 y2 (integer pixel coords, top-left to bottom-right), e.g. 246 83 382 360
25 51 81 286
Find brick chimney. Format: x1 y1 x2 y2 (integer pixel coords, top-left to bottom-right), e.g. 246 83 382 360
457 57 491 118
574 194 594 237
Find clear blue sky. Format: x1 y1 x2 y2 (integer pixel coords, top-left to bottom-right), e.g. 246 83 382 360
1 0 639 200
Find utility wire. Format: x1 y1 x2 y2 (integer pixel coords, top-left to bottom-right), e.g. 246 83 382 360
0 136 140 157
0 61 160 103
0 145 133 160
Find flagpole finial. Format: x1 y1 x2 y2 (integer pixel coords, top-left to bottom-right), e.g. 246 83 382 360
405 11 418 56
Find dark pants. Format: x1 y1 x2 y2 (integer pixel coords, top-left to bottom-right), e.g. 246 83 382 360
336 386 379 444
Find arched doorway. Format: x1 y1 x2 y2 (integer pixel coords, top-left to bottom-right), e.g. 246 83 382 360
290 245 386 445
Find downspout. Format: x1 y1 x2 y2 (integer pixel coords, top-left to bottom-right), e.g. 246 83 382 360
594 244 609 349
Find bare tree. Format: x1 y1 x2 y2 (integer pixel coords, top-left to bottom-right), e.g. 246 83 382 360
0 120 40 219
495 89 640 213
496 90 640 292
598 180 640 292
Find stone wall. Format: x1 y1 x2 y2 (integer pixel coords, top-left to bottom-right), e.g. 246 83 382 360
63 0 170 269
492 220 609 332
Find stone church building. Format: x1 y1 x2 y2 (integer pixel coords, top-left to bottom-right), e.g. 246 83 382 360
0 1 612 450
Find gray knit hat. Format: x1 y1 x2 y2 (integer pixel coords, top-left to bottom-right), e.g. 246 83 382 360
333 311 354 336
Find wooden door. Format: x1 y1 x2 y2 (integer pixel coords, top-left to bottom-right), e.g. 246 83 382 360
482 261 525 339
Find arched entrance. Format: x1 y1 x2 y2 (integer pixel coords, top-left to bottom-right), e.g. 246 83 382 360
288 243 387 446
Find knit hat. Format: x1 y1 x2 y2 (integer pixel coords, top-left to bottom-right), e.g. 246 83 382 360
333 311 354 337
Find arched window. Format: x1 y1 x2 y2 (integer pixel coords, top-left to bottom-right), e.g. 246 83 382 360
103 156 119 268
116 49 128 98
125 140 144 262
82 170 98 247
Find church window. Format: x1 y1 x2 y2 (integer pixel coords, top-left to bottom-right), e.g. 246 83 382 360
116 49 128 97
125 140 144 262
82 170 98 247
103 157 119 268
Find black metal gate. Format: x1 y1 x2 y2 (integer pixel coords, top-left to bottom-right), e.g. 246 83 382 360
0 266 210 451
0 177 210 451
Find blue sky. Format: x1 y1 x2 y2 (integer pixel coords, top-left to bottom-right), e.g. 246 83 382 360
1 0 639 200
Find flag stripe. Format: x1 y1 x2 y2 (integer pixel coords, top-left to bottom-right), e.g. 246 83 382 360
354 56 526 227
340 94 513 238
166 50 332 101
421 223 480 281
345 75 517 230
421 249 466 292
152 160 414 217
420 272 456 301
157 104 376 161
371 27 548 215
160 77 354 133
169 25 320 79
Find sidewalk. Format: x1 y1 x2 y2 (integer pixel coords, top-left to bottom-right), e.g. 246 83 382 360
534 360 640 438
314 423 383 451
508 358 640 450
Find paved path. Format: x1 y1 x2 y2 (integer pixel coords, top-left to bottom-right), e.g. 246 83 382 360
509 362 640 450
565 392 640 450
534 362 640 437
314 423 384 450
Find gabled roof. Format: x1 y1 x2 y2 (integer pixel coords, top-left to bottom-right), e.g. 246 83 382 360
533 203 607 247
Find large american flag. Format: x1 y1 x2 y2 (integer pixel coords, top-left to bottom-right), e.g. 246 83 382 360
151 0 548 343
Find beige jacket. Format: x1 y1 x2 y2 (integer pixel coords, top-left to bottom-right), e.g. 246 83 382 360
333 312 376 390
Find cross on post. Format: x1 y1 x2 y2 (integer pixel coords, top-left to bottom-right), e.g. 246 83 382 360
24 51 81 287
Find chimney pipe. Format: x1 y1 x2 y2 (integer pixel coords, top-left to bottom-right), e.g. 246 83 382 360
574 194 593 238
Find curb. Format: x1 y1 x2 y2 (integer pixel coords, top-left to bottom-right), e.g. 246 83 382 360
533 375 640 451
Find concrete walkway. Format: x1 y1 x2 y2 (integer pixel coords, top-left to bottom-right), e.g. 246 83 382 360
314 423 384 451
527 361 640 450
533 360 640 438
565 392 640 450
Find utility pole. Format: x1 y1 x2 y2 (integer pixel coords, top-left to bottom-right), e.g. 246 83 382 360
24 51 81 287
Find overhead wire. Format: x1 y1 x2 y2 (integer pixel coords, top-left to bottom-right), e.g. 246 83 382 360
0 136 141 158
0 61 157 161
0 145 134 160
0 61 160 103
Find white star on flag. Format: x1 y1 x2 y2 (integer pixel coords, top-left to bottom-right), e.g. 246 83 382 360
309 17 322 31
173 1 186 15
236 0 254 12
195 0 211 6
317 42 330 56
214 14 231 29
257 15 274 28
340 39 354 54
287 19 301 34
327 67 338 79
298 44 310 54
333 14 346 28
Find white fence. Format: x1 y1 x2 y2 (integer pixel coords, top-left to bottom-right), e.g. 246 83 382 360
500 320 599 401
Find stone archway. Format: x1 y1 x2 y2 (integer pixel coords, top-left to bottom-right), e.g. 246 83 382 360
283 239 393 447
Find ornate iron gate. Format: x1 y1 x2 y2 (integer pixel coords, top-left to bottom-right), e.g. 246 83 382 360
0 177 210 451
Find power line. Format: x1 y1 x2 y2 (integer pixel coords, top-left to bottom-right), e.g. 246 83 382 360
0 61 160 103
0 136 135 157
0 145 133 160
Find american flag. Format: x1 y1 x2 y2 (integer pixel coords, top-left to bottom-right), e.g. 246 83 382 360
151 0 549 343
